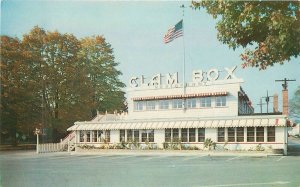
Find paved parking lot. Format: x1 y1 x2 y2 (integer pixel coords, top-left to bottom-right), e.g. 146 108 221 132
1 151 300 187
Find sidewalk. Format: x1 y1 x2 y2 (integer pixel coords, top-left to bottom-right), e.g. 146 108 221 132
71 149 281 157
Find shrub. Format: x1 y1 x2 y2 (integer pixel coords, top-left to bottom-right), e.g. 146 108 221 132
204 138 216 150
255 144 265 151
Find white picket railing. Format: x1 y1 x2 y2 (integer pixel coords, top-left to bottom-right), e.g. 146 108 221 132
36 131 76 153
38 143 66 153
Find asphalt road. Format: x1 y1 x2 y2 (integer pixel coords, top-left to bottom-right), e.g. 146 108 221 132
1 151 300 187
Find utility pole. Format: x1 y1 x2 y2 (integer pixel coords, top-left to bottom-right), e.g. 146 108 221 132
275 78 296 90
262 91 273 113
257 98 266 113
275 78 296 115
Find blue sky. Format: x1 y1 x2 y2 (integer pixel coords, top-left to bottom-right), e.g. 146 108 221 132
1 1 299 114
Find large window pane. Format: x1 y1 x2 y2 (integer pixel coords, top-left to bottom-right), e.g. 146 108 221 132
228 128 235 142
86 131 91 142
218 128 225 142
141 131 147 142
256 127 264 142
146 101 156 110
173 129 179 142
172 99 183 109
165 129 171 142
198 128 205 142
80 131 84 142
181 128 188 142
247 127 255 142
127 130 133 142
133 130 139 142
159 100 169 109
237 127 244 142
134 101 144 111
189 128 196 142
187 98 196 108
148 130 154 142
120 130 125 142
216 96 226 107
200 97 211 107
267 127 275 142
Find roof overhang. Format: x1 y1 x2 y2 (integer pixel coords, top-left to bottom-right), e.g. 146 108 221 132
67 115 287 131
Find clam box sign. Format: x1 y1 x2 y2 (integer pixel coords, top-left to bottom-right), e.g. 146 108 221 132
129 66 238 88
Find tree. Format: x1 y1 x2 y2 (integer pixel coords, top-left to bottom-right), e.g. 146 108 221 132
0 36 37 145
79 36 126 115
290 87 300 123
192 1 300 69
1 26 126 144
22 27 95 140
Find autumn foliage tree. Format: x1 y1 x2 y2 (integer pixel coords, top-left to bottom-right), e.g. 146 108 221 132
0 27 125 144
192 1 300 69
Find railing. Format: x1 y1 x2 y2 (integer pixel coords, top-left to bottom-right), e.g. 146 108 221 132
37 132 76 153
38 143 66 153
61 131 76 145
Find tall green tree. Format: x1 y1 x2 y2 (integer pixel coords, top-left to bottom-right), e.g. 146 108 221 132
23 27 94 139
290 87 300 123
192 1 300 69
1 27 126 144
0 36 37 145
79 36 126 116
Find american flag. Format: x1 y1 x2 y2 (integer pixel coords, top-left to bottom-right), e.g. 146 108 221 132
163 20 183 44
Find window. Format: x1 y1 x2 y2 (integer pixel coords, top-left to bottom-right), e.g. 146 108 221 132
142 131 147 142
80 131 84 142
86 131 91 142
98 130 103 142
216 96 226 107
218 128 225 142
141 130 154 142
133 130 139 142
105 130 110 142
159 100 169 109
198 128 205 142
120 130 125 142
228 128 235 142
256 127 264 142
165 129 171 142
187 98 196 108
127 130 133 142
148 130 154 142
200 97 211 107
173 129 179 142
189 128 196 142
93 131 97 142
181 128 188 142
134 101 144 111
237 127 244 142
146 100 156 110
172 99 183 109
267 127 275 142
247 127 255 142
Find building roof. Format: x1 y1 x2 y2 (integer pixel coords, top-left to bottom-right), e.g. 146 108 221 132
67 115 286 131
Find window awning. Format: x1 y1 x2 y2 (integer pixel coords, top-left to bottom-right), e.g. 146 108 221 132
67 116 286 131
132 92 227 101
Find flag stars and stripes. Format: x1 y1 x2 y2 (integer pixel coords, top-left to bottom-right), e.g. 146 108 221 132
163 20 183 44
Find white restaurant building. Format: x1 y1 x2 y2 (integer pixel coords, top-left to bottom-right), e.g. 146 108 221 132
67 66 288 154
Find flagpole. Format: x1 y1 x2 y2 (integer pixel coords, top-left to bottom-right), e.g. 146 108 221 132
181 4 186 110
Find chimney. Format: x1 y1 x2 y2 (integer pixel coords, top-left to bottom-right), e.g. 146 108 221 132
273 93 278 113
282 89 288 116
